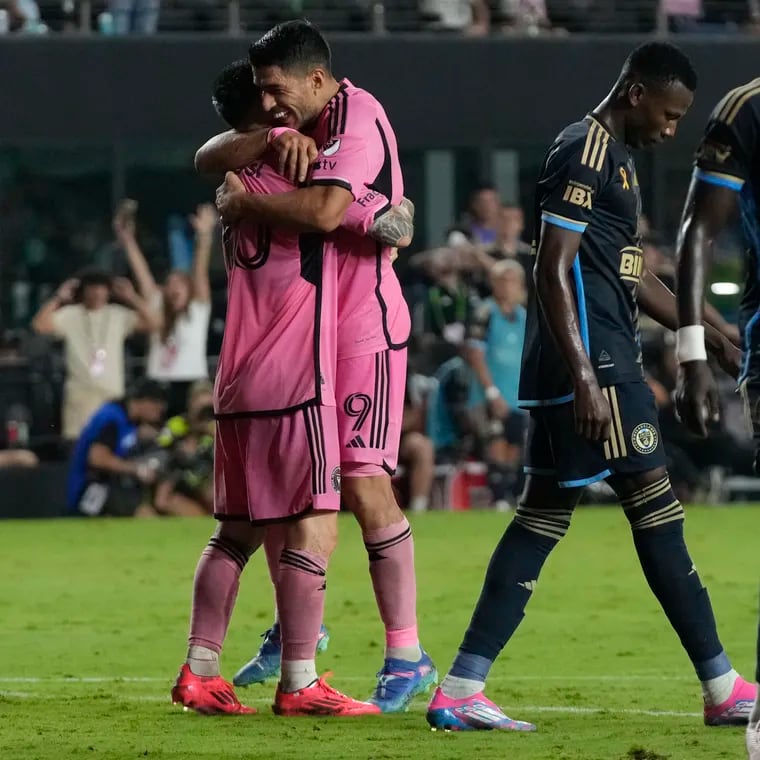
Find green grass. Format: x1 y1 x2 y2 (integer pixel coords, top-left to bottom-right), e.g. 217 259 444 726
0 506 757 760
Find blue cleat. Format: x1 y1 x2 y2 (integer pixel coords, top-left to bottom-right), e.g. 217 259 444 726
232 623 330 687
426 686 536 732
368 650 438 713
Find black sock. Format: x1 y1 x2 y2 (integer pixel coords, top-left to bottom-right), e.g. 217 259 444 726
455 505 572 669
622 476 725 672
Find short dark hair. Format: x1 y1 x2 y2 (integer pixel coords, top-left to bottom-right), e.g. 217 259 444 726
622 42 697 93
127 378 168 404
248 20 331 74
75 268 112 301
212 59 260 129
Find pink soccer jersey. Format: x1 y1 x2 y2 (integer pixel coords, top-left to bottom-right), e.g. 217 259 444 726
215 155 391 417
215 158 338 416
309 79 411 360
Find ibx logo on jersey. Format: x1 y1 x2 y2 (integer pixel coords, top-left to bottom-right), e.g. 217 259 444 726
322 138 341 156
563 180 592 209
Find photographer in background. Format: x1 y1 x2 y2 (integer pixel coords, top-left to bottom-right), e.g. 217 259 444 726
114 199 215 417
67 379 167 517
31 270 158 443
150 380 215 517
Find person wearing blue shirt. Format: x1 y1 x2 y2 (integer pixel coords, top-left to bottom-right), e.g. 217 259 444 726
463 260 528 508
68 378 167 516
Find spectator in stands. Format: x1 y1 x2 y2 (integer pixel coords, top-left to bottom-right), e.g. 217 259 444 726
497 0 552 34
67 379 167 517
108 0 159 34
419 0 490 34
114 199 214 417
32 270 157 443
463 260 527 508
472 204 533 296
398 371 436 512
419 247 480 369
448 184 502 247
151 380 214 516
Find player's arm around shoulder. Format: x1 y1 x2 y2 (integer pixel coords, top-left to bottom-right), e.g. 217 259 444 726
194 128 270 178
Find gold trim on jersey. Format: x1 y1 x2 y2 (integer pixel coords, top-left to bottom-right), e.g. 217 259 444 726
581 121 609 173
602 386 627 460
716 79 760 124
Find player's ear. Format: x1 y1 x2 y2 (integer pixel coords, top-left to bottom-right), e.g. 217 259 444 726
627 82 645 107
310 67 326 93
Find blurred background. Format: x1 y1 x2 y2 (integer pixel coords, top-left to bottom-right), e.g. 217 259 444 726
1 0 759 519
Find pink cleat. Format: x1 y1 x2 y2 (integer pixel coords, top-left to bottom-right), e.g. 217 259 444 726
425 686 536 732
704 676 757 726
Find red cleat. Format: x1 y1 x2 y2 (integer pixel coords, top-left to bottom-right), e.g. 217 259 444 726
273 674 382 717
171 664 257 715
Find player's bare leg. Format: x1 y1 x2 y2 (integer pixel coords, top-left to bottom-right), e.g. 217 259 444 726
273 511 379 716
608 466 756 726
428 474 576 731
172 520 265 715
342 471 437 712
399 432 434 513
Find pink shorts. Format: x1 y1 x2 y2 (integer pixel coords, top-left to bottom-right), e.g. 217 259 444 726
214 406 341 523
336 348 407 476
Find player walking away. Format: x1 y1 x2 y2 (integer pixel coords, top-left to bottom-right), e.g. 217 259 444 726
672 77 760 757
426 42 755 733
209 21 436 713
171 60 412 718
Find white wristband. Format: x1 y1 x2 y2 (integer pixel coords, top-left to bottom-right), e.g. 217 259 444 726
676 325 708 364
485 385 501 401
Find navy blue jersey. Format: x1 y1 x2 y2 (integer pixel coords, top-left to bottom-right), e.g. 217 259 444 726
519 115 644 407
693 78 760 371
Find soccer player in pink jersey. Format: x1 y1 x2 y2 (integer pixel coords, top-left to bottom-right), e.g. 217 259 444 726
172 59 410 718
206 21 436 712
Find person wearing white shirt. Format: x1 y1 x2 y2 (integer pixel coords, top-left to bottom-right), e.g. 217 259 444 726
114 200 216 417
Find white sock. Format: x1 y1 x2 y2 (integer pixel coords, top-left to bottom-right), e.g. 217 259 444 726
386 644 423 662
751 689 760 724
280 659 318 692
186 645 220 677
409 496 429 513
701 668 739 706
440 673 484 700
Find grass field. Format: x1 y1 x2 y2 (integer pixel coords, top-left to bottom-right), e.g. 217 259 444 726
1 506 757 760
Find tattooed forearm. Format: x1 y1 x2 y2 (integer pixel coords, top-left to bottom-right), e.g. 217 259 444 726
369 202 415 248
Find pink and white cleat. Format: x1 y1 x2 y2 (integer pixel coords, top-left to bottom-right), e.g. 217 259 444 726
425 686 536 732
704 676 757 726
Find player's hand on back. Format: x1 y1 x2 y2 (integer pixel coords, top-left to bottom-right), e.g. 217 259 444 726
675 360 720 438
573 377 611 442
215 172 246 223
269 129 318 184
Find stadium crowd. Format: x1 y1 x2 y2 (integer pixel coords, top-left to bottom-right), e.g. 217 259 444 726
1 0 760 35
0 182 754 516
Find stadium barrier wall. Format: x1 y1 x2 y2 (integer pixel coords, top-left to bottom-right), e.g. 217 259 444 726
1 36 759 148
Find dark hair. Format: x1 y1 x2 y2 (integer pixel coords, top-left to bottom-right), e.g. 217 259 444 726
248 20 331 74
74 268 112 302
212 59 261 130
622 42 697 93
127 378 168 404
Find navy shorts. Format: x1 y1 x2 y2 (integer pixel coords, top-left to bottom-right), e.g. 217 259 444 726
525 381 667 488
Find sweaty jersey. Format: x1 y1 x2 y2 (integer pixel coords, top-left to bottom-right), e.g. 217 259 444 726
308 79 411 359
519 115 644 406
693 78 760 354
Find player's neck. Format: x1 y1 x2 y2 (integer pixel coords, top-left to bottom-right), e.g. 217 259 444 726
590 96 625 144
